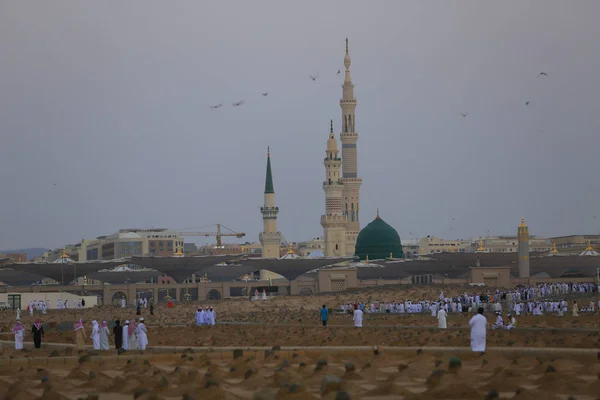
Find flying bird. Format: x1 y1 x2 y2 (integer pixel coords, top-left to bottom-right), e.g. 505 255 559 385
232 101 245 107
262 92 268 96
538 72 548 77
525 101 530 106
460 113 468 118
209 104 223 109
309 75 318 81
337 69 341 75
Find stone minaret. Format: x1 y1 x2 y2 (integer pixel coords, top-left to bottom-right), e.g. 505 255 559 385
321 120 348 257
517 217 530 278
340 38 362 256
259 147 282 258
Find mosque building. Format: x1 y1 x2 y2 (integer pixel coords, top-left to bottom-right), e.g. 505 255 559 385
321 38 362 257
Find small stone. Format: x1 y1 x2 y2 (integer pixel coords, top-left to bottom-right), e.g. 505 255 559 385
244 368 255 379
160 375 169 387
426 369 445 388
288 383 303 393
434 360 443 367
344 363 355 373
321 375 342 395
204 378 219 388
315 359 328 371
78 355 91 364
416 348 423 355
188 356 194 361
335 392 351 400
143 360 150 365
233 349 244 359
398 364 408 372
485 390 499 399
546 365 557 373
89 370 96 379
449 356 462 371
48 351 59 357
230 367 237 373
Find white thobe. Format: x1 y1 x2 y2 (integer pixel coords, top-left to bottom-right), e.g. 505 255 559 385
469 314 487 352
14 329 24 350
437 309 447 329
121 299 126 308
137 323 148 350
430 304 437 317
90 323 100 349
209 310 216 325
122 326 129 350
195 311 203 326
353 309 363 327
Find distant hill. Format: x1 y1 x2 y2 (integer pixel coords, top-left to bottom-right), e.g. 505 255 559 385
0 248 48 261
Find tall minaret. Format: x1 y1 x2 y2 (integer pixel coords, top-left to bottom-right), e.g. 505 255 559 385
340 38 362 256
517 217 530 278
321 120 348 257
259 147 283 258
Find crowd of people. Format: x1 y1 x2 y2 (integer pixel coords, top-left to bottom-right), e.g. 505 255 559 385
24 298 88 316
338 282 599 318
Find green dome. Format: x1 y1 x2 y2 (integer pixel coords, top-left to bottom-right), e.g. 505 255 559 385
354 214 404 260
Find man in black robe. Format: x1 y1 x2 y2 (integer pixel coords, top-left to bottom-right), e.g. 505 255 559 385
31 319 44 348
113 320 123 350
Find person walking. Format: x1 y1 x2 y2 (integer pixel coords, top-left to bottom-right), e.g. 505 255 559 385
320 305 329 327
31 319 44 349
113 320 123 350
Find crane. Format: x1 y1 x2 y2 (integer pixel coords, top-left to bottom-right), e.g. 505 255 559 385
177 224 246 247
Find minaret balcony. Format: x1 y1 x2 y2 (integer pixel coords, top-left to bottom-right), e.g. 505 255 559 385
323 157 342 162
323 180 343 186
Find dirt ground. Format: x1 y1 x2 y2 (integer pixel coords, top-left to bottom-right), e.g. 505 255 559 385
1 284 600 399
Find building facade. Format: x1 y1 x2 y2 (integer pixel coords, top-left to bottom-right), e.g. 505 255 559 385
322 38 362 257
259 148 283 258
419 236 470 254
80 229 184 261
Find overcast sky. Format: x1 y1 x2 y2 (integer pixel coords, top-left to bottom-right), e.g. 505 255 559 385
1 1 599 250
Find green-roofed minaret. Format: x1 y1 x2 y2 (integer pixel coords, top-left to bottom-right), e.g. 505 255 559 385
259 146 282 258
264 146 274 194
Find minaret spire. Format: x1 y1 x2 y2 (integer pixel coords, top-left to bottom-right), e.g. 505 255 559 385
259 148 282 258
264 146 274 194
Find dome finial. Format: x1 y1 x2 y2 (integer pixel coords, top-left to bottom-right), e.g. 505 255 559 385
267 146 270 158
345 37 349 54
330 119 333 134
376 208 380 219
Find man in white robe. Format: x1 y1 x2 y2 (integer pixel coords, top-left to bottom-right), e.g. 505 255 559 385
505 313 517 330
137 318 148 350
262 289 267 300
90 320 100 350
122 321 130 350
13 320 24 350
195 308 203 326
437 308 448 329
469 307 487 352
121 298 126 308
430 303 437 317
208 307 216 325
491 312 504 330
353 308 363 327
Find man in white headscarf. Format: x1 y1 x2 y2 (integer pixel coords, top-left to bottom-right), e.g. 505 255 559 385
469 307 487 352
353 307 363 328
13 319 25 350
208 307 216 325
137 318 148 350
437 307 448 329
90 320 100 350
122 320 130 350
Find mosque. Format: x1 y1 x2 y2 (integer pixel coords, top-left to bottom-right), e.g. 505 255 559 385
258 38 405 261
